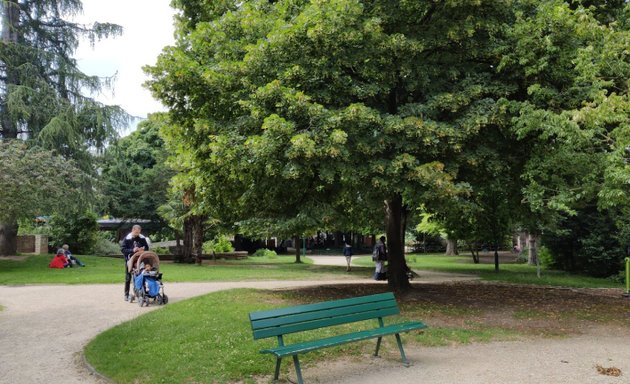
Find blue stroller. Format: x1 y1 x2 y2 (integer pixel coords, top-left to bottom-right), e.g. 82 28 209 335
127 251 168 307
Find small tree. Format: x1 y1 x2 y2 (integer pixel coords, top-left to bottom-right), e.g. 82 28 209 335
0 141 90 255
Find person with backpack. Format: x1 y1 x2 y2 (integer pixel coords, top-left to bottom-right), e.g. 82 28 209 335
372 236 387 280
342 239 353 272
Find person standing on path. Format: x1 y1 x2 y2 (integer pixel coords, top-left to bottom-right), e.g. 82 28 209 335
343 240 353 272
373 236 387 280
121 225 149 301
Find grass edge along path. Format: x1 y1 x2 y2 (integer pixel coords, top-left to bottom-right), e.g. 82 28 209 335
0 255 370 285
354 254 623 289
84 288 523 384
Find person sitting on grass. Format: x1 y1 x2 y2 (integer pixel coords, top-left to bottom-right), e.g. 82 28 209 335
62 244 85 267
48 249 70 269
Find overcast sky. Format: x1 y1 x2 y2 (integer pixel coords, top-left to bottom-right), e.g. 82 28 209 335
73 0 176 133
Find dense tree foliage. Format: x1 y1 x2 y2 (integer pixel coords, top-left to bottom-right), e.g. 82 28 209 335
0 0 127 159
0 0 127 254
100 114 174 236
0 140 89 255
147 0 630 284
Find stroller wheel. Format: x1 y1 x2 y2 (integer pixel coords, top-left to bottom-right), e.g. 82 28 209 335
156 295 163 305
138 295 144 307
162 294 168 305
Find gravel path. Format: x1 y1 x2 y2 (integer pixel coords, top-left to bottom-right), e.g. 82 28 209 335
1 272 628 384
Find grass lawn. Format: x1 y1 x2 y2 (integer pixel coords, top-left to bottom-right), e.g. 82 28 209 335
354 253 623 289
0 254 372 285
85 283 630 384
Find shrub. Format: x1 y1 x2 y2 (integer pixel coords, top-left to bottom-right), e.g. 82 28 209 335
253 249 277 258
48 210 99 254
93 238 121 256
537 246 553 269
202 235 235 254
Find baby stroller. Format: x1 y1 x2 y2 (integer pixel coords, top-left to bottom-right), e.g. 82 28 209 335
127 251 168 307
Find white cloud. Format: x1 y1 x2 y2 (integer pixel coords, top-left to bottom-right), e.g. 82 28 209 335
72 0 176 124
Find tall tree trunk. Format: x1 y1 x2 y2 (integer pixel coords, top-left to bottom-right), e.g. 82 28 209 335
192 215 204 265
293 236 302 263
1 0 20 139
445 237 458 255
527 233 538 266
494 240 500 272
0 220 18 256
385 195 411 291
181 216 194 263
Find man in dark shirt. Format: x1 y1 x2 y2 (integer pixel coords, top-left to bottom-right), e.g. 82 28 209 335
121 224 150 301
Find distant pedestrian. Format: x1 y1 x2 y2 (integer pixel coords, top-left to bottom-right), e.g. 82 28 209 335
342 240 353 272
372 236 387 280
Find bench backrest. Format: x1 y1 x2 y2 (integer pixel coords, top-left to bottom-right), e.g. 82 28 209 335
249 292 399 340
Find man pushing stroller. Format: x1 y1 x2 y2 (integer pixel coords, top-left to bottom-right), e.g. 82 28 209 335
121 225 150 302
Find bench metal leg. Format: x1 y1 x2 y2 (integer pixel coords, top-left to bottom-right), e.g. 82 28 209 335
374 336 382 357
273 357 282 381
292 355 304 384
395 334 410 367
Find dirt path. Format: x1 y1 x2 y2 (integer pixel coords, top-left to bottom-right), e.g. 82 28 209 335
1 277 628 384
0 280 368 384
302 329 630 384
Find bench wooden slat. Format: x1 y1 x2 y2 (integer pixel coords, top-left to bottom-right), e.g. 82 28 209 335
249 292 395 322
253 306 400 339
261 321 427 357
251 301 399 330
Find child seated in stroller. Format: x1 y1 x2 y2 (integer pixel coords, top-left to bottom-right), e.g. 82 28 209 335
128 252 168 307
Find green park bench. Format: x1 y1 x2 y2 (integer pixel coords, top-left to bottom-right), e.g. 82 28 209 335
249 292 428 383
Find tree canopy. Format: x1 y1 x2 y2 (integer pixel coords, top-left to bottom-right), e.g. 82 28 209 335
147 0 630 286
0 0 127 162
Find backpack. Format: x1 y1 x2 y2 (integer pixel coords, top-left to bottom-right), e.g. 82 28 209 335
372 246 380 261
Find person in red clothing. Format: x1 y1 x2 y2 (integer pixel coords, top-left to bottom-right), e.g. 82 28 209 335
48 249 69 269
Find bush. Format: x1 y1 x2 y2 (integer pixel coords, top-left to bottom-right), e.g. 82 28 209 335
537 246 553 269
202 235 235 254
253 249 277 258
93 238 121 256
152 246 170 255
48 210 99 254
543 207 624 277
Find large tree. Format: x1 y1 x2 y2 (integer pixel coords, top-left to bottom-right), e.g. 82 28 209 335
0 0 128 253
147 0 515 290
0 0 127 158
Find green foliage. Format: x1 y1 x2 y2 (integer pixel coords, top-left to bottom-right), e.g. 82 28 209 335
48 210 99 255
0 0 127 163
537 246 553 269
92 238 121 256
0 141 91 223
202 235 235 253
100 114 175 233
253 248 278 258
542 207 625 277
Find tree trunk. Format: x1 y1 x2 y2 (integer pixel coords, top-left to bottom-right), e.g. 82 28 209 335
293 236 302 263
1 0 20 139
193 215 204 265
0 220 19 256
468 241 480 264
494 240 500 272
527 233 538 266
445 238 458 255
181 216 194 263
385 194 411 291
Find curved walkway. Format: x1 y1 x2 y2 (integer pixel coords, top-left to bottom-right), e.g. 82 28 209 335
1 273 627 384
0 280 370 384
